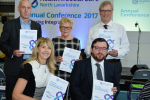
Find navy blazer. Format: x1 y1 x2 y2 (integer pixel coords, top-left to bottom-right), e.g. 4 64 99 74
69 57 119 100
0 17 42 76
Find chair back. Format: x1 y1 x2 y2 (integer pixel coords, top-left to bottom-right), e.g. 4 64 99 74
127 69 150 100
131 69 150 84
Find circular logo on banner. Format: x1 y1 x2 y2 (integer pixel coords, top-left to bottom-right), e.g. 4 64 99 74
132 0 138 5
29 0 38 8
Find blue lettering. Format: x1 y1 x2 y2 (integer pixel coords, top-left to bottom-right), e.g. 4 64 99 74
47 12 51 18
46 12 82 18
49 81 63 90
30 12 45 18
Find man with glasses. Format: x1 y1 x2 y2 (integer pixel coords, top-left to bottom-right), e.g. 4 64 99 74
0 0 42 99
70 38 119 100
85 1 129 99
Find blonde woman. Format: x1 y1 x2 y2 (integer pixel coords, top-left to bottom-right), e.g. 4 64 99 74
12 37 56 100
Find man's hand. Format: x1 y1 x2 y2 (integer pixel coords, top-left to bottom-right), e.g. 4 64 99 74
108 49 118 57
111 87 117 95
13 50 25 57
56 56 63 63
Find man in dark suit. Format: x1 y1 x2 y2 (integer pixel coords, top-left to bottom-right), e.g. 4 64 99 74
0 0 42 99
70 38 119 100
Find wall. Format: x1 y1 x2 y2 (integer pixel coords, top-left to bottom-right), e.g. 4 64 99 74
121 31 150 68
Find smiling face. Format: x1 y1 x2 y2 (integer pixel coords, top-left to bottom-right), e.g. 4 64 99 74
60 22 72 38
17 0 32 21
99 4 113 24
37 43 52 64
90 42 108 63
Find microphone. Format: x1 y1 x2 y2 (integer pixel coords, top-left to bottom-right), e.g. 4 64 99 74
135 22 138 27
135 21 141 32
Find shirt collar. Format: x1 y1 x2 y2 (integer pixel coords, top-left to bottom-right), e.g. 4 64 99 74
20 17 31 25
101 20 113 27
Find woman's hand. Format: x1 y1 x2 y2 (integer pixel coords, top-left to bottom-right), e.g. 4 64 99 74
56 56 63 62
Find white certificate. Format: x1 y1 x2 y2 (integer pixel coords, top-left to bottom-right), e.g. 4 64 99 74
59 47 81 73
42 75 69 100
92 80 113 100
19 30 37 54
99 29 115 50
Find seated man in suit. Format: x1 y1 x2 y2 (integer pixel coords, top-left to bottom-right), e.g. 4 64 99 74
70 38 119 100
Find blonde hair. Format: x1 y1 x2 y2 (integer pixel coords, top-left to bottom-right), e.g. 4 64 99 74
99 1 113 11
59 17 73 28
22 37 56 74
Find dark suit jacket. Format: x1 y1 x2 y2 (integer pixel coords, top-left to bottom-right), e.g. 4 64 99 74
0 17 42 76
69 57 119 100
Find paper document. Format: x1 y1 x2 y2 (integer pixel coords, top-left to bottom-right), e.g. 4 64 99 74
99 29 115 50
19 29 37 54
92 79 113 100
59 47 81 73
42 75 69 100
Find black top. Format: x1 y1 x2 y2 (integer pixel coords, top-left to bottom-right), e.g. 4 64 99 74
19 60 51 99
20 63 35 97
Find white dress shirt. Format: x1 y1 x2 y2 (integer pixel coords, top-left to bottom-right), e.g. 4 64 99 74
85 20 130 59
91 56 105 100
91 56 105 81
20 17 31 59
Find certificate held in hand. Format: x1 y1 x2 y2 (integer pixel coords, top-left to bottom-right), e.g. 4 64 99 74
19 29 37 54
59 47 81 73
92 80 113 100
42 75 69 100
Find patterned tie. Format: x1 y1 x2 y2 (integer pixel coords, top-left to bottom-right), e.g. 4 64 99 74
104 25 108 29
95 63 103 80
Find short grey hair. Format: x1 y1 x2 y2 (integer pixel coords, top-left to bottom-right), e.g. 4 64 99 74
99 1 114 11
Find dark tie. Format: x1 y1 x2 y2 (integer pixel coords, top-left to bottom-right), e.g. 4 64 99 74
104 25 108 29
95 63 103 80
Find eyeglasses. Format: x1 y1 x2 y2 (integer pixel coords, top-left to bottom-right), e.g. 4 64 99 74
100 10 112 13
93 46 107 52
60 26 72 30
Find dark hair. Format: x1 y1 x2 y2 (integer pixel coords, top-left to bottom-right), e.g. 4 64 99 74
91 38 109 49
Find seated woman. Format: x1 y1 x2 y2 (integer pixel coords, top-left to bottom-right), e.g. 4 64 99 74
12 37 56 100
52 17 82 82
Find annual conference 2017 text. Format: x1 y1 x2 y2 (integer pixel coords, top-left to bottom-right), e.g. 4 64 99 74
30 12 98 19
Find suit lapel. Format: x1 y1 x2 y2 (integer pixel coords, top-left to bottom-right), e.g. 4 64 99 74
15 17 21 35
104 60 109 81
86 57 93 86
31 20 34 30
